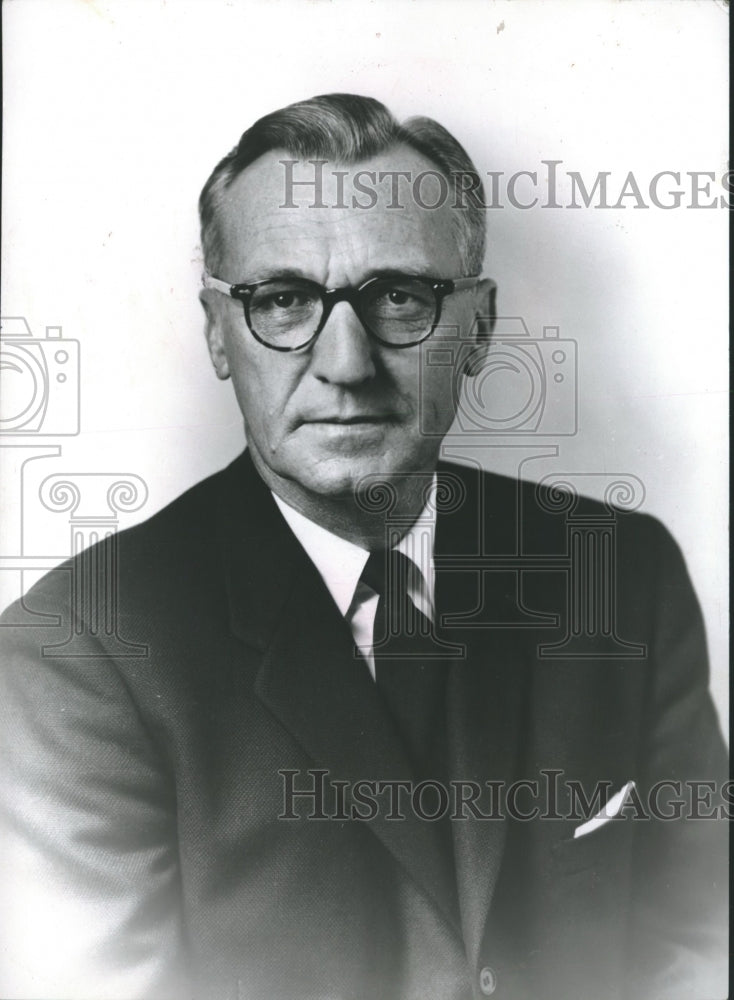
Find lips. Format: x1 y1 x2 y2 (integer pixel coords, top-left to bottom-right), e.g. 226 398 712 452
302 415 391 425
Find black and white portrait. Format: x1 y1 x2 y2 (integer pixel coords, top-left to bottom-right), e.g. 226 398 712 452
0 3 728 998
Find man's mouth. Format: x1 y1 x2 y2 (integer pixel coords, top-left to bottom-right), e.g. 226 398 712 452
303 415 392 425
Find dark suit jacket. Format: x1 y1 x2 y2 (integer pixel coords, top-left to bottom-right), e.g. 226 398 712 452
0 452 727 1000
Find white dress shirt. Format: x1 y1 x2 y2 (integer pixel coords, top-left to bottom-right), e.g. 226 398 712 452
272 479 437 678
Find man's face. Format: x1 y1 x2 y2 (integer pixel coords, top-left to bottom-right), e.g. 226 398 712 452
203 146 490 509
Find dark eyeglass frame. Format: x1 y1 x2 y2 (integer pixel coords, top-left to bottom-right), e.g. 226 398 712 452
202 271 482 352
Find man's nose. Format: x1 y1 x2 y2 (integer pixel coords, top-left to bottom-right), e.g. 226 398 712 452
309 301 377 385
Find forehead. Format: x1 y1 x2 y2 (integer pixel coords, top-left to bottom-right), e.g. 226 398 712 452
215 145 463 281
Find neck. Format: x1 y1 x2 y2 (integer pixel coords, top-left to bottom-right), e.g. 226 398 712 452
250 455 435 550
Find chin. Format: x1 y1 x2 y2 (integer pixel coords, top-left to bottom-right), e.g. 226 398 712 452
294 452 436 500
297 460 388 498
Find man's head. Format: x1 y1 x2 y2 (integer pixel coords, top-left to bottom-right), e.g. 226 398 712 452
198 94 494 526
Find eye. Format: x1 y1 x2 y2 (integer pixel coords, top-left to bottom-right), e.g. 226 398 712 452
270 291 303 309
385 288 413 306
376 284 425 306
365 279 434 315
251 283 319 313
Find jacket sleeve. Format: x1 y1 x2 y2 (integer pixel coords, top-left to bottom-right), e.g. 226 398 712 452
0 576 189 1000
628 518 728 999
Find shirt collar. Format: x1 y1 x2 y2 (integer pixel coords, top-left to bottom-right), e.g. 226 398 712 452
271 477 437 619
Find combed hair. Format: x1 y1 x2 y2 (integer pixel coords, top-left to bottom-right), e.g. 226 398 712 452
199 93 486 276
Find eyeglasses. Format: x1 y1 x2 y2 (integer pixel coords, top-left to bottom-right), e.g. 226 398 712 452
202 271 481 351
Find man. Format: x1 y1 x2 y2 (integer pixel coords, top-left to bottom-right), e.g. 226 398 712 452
0 94 727 1000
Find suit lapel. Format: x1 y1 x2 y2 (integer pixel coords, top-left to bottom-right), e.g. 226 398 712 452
435 462 530 969
445 642 529 969
215 451 461 932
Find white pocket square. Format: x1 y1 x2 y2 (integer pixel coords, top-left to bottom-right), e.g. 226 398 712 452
573 780 636 839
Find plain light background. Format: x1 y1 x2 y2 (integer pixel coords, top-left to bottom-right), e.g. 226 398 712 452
1 0 728 732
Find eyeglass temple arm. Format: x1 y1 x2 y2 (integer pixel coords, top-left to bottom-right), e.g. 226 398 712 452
202 273 235 296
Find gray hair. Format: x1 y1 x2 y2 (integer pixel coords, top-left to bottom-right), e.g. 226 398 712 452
199 93 486 276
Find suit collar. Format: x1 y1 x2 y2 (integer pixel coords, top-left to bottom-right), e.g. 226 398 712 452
214 450 303 652
271 491 369 617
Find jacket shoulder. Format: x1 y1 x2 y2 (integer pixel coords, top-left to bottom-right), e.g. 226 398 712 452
438 459 672 550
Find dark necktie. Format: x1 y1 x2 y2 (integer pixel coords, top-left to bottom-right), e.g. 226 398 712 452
360 549 448 783
360 549 458 921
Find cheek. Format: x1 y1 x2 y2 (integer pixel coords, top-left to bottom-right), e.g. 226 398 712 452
226 342 303 443
225 341 271 423
415 357 460 433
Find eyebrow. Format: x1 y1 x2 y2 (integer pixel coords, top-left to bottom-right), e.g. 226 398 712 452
243 266 313 283
359 267 436 282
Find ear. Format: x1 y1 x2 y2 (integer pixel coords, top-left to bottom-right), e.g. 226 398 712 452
200 291 231 381
460 278 497 377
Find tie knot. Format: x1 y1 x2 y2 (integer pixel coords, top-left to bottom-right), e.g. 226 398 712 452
361 549 414 600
